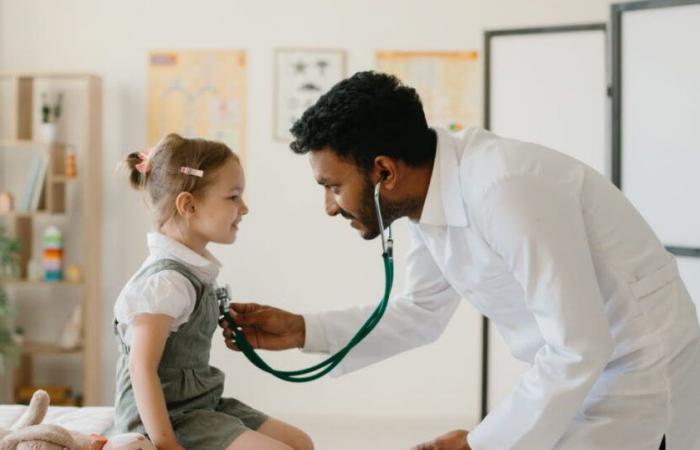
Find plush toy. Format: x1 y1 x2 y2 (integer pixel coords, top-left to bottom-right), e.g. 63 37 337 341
0 391 155 450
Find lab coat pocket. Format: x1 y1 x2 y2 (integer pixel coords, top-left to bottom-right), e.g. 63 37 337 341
628 258 678 328
627 257 696 351
629 258 679 300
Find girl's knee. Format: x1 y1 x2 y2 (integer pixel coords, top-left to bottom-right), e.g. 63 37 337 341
226 431 293 450
256 418 314 450
292 431 314 450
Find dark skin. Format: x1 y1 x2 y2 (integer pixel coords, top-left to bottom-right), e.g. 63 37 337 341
220 146 471 450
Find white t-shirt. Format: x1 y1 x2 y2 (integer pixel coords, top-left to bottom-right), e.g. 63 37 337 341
114 232 222 346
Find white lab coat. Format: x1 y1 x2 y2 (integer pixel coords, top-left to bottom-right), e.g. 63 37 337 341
302 127 700 450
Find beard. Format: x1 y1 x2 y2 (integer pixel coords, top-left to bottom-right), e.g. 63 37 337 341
343 175 422 240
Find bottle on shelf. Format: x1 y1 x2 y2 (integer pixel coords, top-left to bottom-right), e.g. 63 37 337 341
42 225 63 281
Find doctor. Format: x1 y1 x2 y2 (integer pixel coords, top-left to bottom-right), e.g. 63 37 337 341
222 71 700 450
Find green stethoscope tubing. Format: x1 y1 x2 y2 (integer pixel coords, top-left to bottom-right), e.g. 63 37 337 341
221 181 395 382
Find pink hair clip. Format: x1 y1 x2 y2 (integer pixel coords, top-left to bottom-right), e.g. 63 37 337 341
135 146 155 174
180 166 204 178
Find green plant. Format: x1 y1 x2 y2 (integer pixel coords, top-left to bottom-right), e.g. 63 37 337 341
0 285 18 372
41 92 63 124
0 225 21 279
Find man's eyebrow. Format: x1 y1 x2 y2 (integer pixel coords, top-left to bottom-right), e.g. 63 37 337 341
316 177 331 186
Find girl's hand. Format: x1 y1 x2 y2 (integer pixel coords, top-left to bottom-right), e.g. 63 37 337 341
156 441 185 450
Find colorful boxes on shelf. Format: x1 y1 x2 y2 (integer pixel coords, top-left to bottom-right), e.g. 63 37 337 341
42 225 63 281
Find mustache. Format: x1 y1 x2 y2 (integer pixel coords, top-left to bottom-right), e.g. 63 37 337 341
339 209 355 220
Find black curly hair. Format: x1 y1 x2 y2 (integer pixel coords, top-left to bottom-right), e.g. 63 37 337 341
289 71 437 170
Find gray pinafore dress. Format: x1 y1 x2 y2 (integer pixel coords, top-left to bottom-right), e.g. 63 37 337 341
112 258 268 449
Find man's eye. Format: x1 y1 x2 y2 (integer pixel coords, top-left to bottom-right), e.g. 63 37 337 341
323 185 340 194
229 195 239 201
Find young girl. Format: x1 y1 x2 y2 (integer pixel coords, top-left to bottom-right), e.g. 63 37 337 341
113 134 313 450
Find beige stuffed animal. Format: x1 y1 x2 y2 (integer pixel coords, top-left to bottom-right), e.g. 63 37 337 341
0 391 154 450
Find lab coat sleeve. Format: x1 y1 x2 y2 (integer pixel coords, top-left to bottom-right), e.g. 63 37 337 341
301 223 462 376
468 174 614 450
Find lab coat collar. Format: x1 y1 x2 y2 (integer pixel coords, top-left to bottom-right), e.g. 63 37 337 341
418 128 469 227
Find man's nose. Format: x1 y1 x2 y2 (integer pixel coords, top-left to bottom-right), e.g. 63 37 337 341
325 191 340 217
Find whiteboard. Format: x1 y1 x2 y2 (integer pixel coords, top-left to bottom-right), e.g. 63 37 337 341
487 26 608 175
616 1 700 249
483 24 608 414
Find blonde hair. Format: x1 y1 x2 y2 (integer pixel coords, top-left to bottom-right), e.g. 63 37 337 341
126 133 240 228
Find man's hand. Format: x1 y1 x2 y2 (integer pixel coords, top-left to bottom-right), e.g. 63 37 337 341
411 430 471 450
219 303 306 351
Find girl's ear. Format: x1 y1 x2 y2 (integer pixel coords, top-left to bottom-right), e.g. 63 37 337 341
174 192 196 218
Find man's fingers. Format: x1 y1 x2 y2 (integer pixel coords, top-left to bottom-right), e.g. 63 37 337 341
229 303 266 314
221 325 259 349
224 338 240 351
221 325 256 340
230 310 268 326
411 441 436 450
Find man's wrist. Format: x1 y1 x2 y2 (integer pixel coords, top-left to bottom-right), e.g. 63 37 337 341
294 314 306 348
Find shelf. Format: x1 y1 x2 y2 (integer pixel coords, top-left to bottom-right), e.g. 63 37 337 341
1 71 102 404
0 279 84 288
21 341 83 355
50 176 77 183
0 71 98 80
0 211 66 219
0 139 56 149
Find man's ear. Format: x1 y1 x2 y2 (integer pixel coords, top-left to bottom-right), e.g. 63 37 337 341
373 156 399 190
174 192 196 218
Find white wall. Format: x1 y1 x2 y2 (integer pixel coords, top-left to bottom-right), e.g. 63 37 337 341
0 0 617 424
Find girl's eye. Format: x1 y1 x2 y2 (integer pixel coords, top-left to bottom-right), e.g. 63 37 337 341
229 195 239 201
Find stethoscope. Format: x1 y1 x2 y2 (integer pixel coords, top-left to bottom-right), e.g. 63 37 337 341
217 179 394 382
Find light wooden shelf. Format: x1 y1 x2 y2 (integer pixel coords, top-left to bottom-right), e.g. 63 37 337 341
0 139 54 149
50 176 77 183
1 71 102 405
0 279 84 288
21 341 83 355
0 212 66 219
0 71 99 80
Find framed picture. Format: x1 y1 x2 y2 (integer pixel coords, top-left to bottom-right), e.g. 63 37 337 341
274 48 347 141
376 50 480 132
148 49 247 160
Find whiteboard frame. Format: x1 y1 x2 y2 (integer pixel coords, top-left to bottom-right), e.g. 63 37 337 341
482 22 608 419
611 0 700 258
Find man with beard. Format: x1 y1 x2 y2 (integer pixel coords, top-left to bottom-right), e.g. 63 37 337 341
221 71 700 450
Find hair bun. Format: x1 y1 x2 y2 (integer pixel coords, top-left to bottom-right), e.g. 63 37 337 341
126 151 146 189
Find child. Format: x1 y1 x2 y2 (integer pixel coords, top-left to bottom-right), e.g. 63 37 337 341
112 134 313 450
